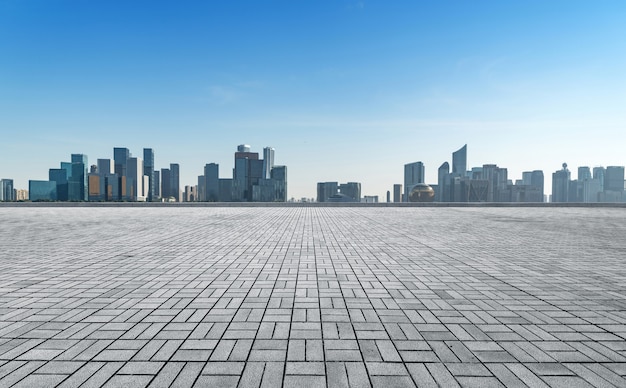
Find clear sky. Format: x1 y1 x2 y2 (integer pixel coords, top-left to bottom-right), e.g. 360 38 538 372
1 1 625 199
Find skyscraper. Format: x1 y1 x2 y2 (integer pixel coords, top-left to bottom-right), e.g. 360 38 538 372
204 163 219 202
69 154 88 201
263 147 275 180
552 163 571 203
452 144 467 176
0 179 14 201
153 170 160 198
127 157 144 201
161 168 171 200
605 166 625 192
438 162 450 202
317 182 338 202
143 148 155 201
113 147 130 177
393 184 402 203
404 162 425 202
593 167 605 191
170 163 180 202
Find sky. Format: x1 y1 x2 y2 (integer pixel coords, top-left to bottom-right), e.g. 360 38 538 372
1 0 625 200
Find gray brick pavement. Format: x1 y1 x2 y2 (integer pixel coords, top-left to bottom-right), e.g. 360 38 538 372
1 206 626 387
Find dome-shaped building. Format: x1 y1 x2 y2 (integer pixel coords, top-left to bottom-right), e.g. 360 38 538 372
408 183 435 203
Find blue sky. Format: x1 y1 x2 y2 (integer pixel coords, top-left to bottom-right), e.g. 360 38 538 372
1 1 625 199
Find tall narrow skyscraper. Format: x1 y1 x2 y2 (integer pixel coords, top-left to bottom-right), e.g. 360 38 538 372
170 163 180 202
204 163 219 201
113 147 130 177
161 168 171 200
143 148 155 201
404 162 425 202
263 147 275 179
452 144 467 176
552 163 571 203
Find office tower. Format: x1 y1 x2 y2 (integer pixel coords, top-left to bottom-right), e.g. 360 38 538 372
219 179 233 202
438 162 450 202
593 167 605 191
161 168 171 199
263 147 275 180
170 163 180 201
184 185 197 202
143 148 155 201
393 184 402 203
452 144 467 175
29 180 57 201
197 175 206 202
113 147 130 177
404 162 425 202
69 154 88 201
204 163 219 202
317 182 338 202
578 167 592 181
233 146 260 201
530 170 544 202
270 165 287 202
97 159 114 176
604 166 625 192
552 163 571 203
0 179 14 201
49 167 70 201
127 157 144 201
153 170 160 198
339 182 361 202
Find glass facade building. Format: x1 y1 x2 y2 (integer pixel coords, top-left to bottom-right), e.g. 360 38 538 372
29 180 57 201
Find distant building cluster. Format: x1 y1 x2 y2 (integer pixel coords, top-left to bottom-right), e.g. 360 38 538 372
3 144 287 202
195 145 287 202
27 148 176 202
552 164 625 203
317 182 362 203
2 143 625 203
394 145 626 203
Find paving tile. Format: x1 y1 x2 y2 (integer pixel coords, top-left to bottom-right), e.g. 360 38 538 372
2 207 626 387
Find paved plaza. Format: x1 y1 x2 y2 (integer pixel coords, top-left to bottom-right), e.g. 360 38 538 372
0 206 626 387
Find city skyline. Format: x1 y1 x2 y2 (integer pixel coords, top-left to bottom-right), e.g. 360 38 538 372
2 2 626 199
4 141 626 203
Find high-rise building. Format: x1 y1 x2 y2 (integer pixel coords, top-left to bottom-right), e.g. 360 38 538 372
161 168 171 199
530 170 544 202
69 154 88 201
452 144 467 176
393 184 402 203
317 182 338 202
97 159 114 176
578 167 592 181
143 148 155 201
438 162 450 202
0 179 15 201
404 162 424 202
29 180 57 201
263 147 275 180
237 144 251 152
339 182 361 202
170 163 180 202
113 147 130 177
270 165 287 202
552 163 571 203
127 157 144 201
604 166 625 192
593 167 605 191
204 163 219 202
153 170 160 198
